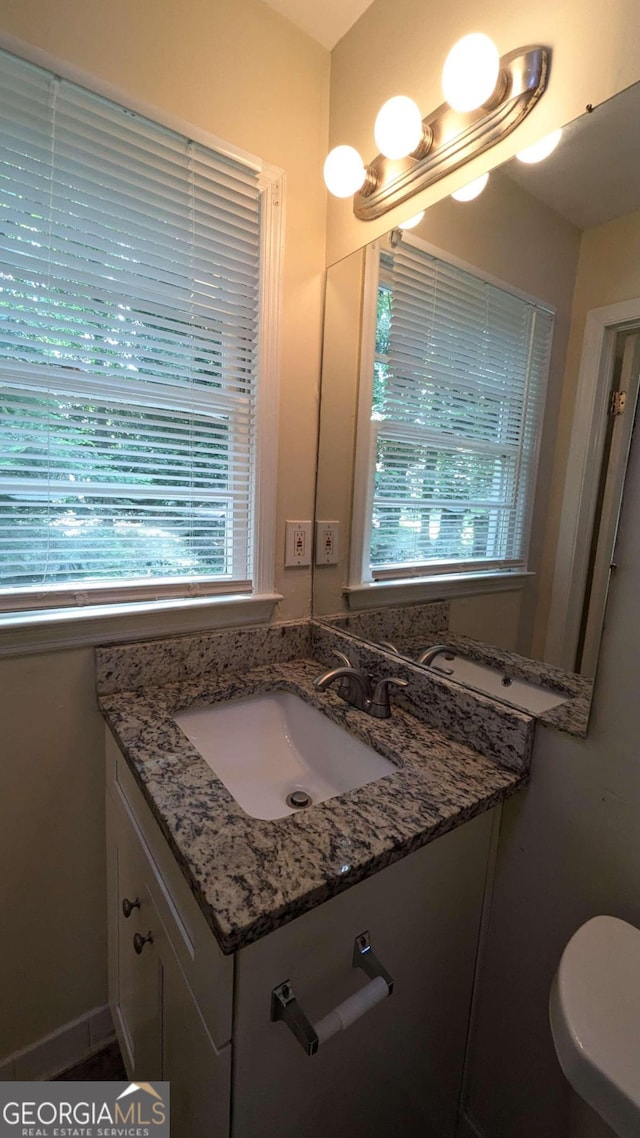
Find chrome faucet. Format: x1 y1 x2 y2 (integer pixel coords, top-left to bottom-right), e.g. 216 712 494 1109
313 663 371 711
368 676 409 719
313 651 408 719
415 644 457 673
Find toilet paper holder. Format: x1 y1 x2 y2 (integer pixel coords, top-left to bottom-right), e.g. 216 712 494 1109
270 930 394 1056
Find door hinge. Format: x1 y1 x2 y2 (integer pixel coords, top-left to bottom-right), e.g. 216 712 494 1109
609 390 627 416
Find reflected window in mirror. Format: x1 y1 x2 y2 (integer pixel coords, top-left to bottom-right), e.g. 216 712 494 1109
351 235 554 593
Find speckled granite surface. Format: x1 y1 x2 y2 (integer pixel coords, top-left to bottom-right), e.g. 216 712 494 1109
99 634 529 955
425 634 592 737
317 613 592 738
326 602 449 648
96 620 311 695
311 623 534 774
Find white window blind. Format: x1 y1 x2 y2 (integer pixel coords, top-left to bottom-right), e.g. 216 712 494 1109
0 49 262 610
368 239 553 579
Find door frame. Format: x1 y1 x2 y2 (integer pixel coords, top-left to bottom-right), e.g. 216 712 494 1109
545 295 640 670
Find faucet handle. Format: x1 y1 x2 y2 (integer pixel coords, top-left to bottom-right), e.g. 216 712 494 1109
329 651 353 696
369 676 409 719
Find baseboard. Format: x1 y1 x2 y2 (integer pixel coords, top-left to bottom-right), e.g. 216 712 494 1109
457 1110 486 1138
0 1005 115 1081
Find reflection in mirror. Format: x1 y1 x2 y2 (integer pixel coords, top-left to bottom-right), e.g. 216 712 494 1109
313 81 640 731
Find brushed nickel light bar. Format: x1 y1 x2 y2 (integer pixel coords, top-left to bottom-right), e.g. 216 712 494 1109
323 38 555 221
354 46 549 221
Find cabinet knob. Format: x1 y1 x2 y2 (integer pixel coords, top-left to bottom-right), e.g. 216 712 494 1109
133 931 153 955
122 897 141 919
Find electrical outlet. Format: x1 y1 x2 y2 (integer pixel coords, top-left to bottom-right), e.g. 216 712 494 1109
285 520 312 567
315 521 340 565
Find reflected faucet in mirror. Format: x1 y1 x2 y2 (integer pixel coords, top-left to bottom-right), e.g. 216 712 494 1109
415 645 456 671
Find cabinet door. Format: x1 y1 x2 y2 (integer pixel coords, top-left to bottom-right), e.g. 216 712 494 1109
232 810 495 1138
106 749 232 1135
160 930 232 1138
106 793 163 1079
107 733 233 1051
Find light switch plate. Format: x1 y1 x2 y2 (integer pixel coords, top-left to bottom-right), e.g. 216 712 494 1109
285 520 312 566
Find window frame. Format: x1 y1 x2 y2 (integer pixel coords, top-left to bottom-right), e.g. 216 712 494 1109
348 236 553 608
0 36 284 645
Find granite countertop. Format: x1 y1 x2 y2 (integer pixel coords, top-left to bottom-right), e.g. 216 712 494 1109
414 633 593 737
317 607 593 737
100 656 527 955
326 623 592 737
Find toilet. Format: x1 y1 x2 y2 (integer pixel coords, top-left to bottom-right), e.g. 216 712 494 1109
549 915 640 1138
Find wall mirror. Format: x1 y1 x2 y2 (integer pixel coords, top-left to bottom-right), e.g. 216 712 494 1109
312 80 640 721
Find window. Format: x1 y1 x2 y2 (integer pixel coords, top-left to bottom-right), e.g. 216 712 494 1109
353 237 553 587
0 48 279 613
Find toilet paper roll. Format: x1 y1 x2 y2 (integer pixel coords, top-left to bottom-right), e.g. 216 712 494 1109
314 975 389 1045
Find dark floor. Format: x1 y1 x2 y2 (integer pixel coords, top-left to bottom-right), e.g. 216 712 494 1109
55 1039 127 1081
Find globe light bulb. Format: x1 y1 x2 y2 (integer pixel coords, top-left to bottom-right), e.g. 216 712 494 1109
516 128 563 164
374 96 424 160
451 172 489 202
442 34 500 113
323 146 367 198
399 210 425 230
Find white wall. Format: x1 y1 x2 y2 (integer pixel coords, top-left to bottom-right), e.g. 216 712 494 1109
462 212 640 1135
327 0 640 262
0 0 329 1060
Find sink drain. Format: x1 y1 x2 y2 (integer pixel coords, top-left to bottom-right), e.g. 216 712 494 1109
286 789 313 810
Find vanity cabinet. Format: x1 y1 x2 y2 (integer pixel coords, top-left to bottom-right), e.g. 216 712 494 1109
106 735 233 1136
106 728 497 1138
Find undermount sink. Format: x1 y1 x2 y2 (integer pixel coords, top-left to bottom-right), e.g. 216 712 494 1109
428 651 568 715
174 691 396 820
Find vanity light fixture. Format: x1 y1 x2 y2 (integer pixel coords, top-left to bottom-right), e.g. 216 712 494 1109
374 96 429 160
516 127 563 163
324 38 551 222
451 172 490 202
398 210 426 229
323 145 370 198
441 34 501 113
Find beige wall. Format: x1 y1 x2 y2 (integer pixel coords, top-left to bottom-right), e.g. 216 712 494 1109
0 649 105 1058
314 173 581 658
570 207 640 311
327 0 640 262
0 0 329 1060
448 591 522 647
